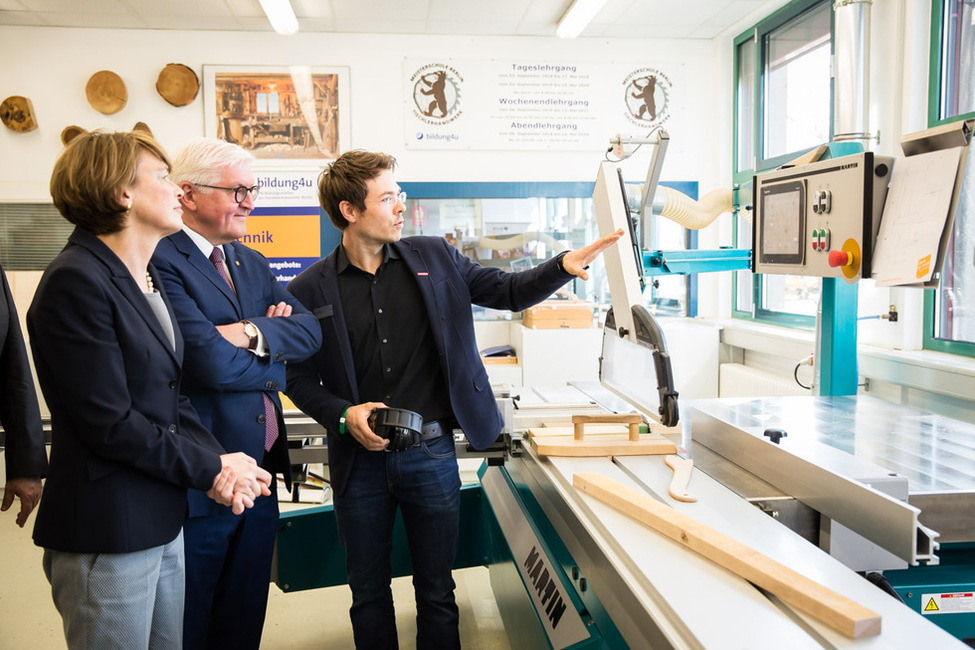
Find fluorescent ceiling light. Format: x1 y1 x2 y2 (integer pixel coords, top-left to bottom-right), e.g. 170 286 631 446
259 0 299 35
556 0 609 38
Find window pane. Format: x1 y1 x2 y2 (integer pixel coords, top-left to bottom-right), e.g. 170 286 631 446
934 158 975 343
762 274 820 316
737 38 756 172
763 2 831 159
941 0 975 119
932 0 975 348
403 196 611 319
0 203 73 270
645 214 689 315
401 193 690 319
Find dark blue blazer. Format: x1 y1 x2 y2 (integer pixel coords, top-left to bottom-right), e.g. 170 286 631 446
285 236 571 496
1 262 47 480
152 230 321 518
27 227 224 553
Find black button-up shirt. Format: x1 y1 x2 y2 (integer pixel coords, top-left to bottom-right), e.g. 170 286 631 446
337 245 453 424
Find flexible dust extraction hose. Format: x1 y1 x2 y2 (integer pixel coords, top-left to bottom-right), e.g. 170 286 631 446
655 186 734 230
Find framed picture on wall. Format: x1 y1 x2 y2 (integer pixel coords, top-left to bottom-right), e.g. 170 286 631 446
203 65 350 164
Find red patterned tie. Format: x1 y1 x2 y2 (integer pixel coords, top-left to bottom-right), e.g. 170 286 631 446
208 246 235 294
209 247 279 451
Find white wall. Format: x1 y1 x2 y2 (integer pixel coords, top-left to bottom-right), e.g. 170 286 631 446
0 26 722 202
0 23 735 414
7 3 969 420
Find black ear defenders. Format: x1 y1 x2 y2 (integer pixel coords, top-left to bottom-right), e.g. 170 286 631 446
369 408 423 452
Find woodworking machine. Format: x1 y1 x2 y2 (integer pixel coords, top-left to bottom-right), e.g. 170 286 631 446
273 133 974 648
276 338 974 648
275 362 973 644
463 150 972 647
475 355 971 648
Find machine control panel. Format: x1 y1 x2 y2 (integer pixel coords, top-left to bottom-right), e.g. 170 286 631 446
812 189 832 214
751 152 893 283
811 227 831 252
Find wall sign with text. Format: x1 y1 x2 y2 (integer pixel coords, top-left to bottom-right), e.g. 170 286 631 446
404 58 678 151
245 169 322 285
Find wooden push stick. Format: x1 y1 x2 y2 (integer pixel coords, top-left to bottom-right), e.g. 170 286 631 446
573 472 882 639
664 455 697 502
572 413 642 442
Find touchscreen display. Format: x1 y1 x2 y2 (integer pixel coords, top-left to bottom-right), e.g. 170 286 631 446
760 180 805 265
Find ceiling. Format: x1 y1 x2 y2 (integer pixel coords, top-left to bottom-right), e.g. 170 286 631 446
0 0 770 40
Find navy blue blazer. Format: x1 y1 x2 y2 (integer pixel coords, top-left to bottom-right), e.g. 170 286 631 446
27 227 224 553
285 236 571 496
1 262 47 480
152 230 321 518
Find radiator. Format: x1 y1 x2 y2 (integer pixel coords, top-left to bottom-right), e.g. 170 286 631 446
718 363 810 398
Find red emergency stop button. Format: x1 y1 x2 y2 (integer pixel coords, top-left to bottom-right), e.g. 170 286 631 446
828 249 854 268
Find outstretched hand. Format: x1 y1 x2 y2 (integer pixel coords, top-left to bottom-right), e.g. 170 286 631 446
561 228 624 280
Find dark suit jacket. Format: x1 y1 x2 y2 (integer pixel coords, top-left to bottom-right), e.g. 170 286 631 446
27 227 224 553
285 236 571 496
152 230 321 518
0 263 47 480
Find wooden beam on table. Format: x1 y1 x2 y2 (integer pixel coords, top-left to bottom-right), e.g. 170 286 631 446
532 435 676 457
573 472 881 639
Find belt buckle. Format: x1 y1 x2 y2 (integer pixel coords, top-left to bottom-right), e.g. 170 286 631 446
411 423 433 448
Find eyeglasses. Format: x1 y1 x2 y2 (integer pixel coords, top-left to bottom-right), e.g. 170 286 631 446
371 191 407 208
195 184 261 203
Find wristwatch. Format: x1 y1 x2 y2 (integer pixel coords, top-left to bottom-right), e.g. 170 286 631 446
242 321 259 351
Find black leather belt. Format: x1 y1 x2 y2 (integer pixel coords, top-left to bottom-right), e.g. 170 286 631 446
418 419 454 442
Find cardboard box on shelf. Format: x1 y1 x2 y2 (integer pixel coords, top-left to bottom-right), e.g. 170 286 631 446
522 301 594 329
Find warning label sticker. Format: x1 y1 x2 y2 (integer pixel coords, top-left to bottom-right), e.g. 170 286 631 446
921 592 975 615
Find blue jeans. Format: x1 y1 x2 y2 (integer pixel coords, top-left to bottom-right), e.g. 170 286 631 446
334 433 461 650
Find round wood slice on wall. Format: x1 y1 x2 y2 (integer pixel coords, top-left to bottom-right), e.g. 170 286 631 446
0 96 38 132
86 70 128 114
156 63 199 107
60 125 87 146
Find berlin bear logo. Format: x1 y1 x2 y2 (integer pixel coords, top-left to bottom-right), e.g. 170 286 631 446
411 65 462 124
624 69 671 127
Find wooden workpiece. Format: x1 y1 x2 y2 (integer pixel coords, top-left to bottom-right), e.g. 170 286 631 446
529 414 677 457
573 472 881 639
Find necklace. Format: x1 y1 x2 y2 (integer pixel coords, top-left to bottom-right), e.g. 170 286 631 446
145 272 155 293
